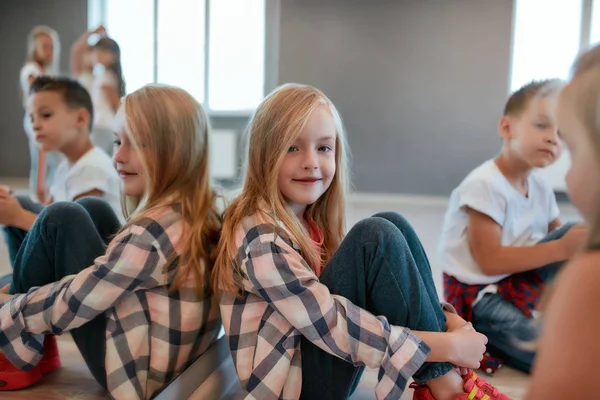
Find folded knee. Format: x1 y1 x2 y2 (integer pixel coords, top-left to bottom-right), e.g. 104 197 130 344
39 202 88 226
349 217 401 241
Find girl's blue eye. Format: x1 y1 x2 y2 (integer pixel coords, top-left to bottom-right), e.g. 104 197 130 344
288 146 299 152
318 146 332 152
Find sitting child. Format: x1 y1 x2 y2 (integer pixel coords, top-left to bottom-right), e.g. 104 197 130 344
214 83 510 400
0 76 121 284
438 79 587 374
0 84 222 398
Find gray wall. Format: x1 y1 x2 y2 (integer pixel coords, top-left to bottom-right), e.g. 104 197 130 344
1 0 516 196
0 0 87 177
278 0 515 195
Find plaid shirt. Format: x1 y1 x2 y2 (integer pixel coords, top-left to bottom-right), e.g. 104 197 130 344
0 207 221 399
220 212 430 400
444 271 544 321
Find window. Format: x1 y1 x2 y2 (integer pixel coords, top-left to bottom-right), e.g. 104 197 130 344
87 0 266 113
510 0 583 91
590 0 600 46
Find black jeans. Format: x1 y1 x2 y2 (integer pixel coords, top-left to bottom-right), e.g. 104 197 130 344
300 212 453 399
9 197 121 389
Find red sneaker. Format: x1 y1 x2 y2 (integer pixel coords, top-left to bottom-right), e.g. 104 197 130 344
462 371 510 400
0 335 61 391
38 335 61 375
410 371 511 400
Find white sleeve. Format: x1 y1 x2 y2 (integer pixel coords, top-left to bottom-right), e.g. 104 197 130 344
65 165 113 201
20 63 41 93
456 178 507 226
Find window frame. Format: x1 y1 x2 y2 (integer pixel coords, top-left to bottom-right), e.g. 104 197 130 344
87 0 268 116
508 0 595 93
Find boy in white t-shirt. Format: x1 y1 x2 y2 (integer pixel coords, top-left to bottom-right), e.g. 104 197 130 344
438 80 587 374
0 76 122 276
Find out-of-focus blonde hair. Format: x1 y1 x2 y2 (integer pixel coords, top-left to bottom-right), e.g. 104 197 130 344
120 84 222 297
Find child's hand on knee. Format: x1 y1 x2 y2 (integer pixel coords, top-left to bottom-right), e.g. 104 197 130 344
0 192 24 226
448 323 488 369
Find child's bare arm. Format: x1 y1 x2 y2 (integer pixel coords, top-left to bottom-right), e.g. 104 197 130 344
548 217 562 232
467 208 577 275
36 149 46 203
73 189 104 201
527 253 600 399
71 26 105 76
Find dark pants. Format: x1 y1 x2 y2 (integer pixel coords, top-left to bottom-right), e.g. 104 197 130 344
300 212 454 400
472 224 573 374
7 197 122 389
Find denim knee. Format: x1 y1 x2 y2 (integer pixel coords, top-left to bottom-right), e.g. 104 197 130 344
372 212 411 229
37 202 89 231
348 217 403 244
75 197 114 220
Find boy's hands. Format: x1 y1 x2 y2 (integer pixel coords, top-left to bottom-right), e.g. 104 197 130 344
0 188 23 226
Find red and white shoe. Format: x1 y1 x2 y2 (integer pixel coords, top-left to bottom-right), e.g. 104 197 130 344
0 335 61 390
410 371 511 400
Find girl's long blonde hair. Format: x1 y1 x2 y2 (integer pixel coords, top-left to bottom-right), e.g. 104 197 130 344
120 84 221 298
26 25 60 74
565 45 600 250
212 83 351 295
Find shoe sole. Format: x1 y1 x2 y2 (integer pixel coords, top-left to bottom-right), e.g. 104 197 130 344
0 356 61 390
0 365 43 391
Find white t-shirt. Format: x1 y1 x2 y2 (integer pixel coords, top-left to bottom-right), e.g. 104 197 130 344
20 62 42 108
77 71 95 95
91 67 118 131
49 147 123 221
437 159 560 285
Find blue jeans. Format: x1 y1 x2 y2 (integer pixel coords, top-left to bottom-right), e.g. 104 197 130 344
300 212 454 400
471 224 573 374
8 197 121 388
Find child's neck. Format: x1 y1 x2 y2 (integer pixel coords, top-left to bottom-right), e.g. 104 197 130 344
494 152 532 196
289 203 307 222
60 133 95 164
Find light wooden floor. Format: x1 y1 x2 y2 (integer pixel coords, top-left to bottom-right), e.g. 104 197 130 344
2 178 573 399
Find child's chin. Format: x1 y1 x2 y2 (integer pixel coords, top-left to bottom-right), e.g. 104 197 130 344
532 159 555 168
39 144 59 152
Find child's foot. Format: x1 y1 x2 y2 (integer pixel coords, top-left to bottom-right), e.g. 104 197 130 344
0 335 61 390
410 370 511 400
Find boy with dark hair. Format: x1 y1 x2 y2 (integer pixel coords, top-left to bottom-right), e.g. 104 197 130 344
438 79 587 373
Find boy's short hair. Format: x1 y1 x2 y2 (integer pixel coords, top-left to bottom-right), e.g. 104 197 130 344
30 76 94 131
503 79 563 117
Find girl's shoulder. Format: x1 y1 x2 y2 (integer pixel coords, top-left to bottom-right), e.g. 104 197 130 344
119 206 184 243
234 211 296 251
